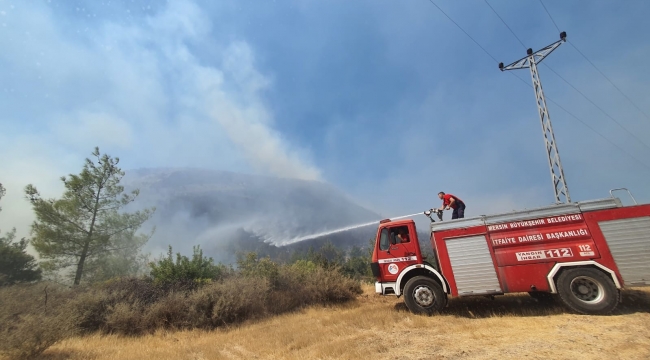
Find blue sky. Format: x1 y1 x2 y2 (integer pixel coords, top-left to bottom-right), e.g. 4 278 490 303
1 0 649 240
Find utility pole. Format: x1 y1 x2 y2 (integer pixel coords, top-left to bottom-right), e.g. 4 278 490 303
499 32 570 204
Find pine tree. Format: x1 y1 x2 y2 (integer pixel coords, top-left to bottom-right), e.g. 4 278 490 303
0 229 42 285
26 147 154 285
0 183 42 285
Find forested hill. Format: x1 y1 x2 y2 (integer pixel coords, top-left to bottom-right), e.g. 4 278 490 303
121 168 382 261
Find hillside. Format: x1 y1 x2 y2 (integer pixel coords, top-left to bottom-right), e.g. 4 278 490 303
121 168 383 261
35 285 650 360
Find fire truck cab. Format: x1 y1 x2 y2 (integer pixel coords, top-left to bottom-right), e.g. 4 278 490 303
371 194 650 315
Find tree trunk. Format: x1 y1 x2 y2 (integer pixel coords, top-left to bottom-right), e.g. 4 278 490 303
73 240 91 285
73 179 103 286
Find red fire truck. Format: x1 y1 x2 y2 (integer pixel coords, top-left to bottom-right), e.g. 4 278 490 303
371 191 650 315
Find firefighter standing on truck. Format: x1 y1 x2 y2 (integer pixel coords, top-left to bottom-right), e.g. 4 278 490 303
438 192 466 219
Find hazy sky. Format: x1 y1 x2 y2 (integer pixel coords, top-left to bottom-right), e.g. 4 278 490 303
1 0 649 241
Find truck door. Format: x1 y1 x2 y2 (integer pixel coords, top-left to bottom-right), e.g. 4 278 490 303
376 224 419 282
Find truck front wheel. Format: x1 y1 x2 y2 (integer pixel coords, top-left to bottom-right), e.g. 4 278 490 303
403 276 447 315
556 267 619 315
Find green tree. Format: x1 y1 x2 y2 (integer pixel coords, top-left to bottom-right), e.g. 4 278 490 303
25 147 154 285
0 183 42 285
341 245 372 279
0 229 43 286
237 251 280 284
82 228 152 283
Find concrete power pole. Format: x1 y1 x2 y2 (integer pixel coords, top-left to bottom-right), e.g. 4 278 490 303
499 31 571 204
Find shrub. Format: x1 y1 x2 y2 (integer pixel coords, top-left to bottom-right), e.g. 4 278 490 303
67 258 360 336
266 263 363 314
104 301 145 335
141 291 190 331
0 283 78 359
310 266 363 302
290 259 318 278
0 247 363 356
237 252 280 285
73 277 159 333
182 277 270 329
208 276 270 325
287 241 375 282
149 245 231 284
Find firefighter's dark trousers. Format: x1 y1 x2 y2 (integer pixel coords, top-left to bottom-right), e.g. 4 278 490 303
452 202 466 219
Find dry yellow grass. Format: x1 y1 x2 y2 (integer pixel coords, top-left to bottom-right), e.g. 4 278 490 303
28 285 650 360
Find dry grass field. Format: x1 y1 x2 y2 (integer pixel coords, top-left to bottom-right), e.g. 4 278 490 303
30 285 650 360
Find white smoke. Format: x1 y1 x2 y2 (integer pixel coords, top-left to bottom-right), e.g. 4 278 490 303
0 0 323 242
203 43 322 181
147 1 322 181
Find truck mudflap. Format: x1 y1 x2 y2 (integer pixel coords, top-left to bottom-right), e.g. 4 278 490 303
370 262 380 278
546 261 622 293
394 264 449 296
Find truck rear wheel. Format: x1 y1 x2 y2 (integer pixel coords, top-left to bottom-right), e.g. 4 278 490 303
556 267 619 315
403 276 447 315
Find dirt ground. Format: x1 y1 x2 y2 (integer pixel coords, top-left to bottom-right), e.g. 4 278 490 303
34 285 650 360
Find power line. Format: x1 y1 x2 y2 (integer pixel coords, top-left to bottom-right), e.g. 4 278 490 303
486 0 650 151
542 63 650 151
426 0 498 63
483 0 526 50
539 0 650 122
538 0 560 33
424 0 650 171
567 42 650 121
509 73 650 171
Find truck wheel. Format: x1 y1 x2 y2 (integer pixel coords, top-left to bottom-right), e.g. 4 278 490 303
403 276 447 315
556 267 619 315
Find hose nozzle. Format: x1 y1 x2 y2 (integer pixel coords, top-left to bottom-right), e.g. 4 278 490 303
424 208 444 222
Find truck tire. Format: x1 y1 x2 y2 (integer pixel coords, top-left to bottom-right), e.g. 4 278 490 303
556 267 619 315
403 276 447 315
